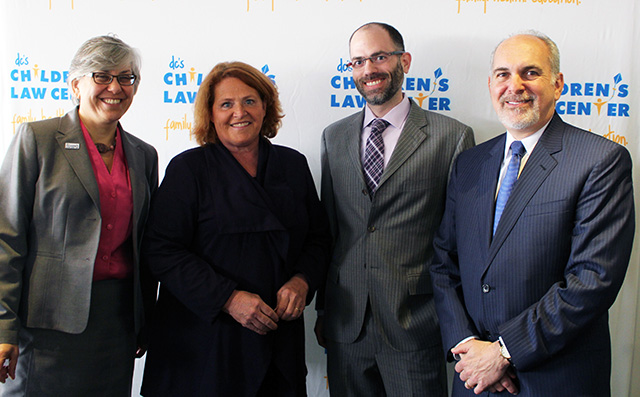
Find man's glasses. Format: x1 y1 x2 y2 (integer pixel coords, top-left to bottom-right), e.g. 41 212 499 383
90 72 137 86
347 51 405 69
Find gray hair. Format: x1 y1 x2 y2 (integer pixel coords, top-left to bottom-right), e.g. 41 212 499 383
490 30 560 81
68 35 141 104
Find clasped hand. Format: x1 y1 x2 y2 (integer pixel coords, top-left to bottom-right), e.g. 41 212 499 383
452 339 518 395
223 274 309 335
0 343 18 383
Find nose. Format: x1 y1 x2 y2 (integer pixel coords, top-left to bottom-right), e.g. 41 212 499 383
106 78 123 93
507 75 525 93
362 58 378 75
232 103 247 117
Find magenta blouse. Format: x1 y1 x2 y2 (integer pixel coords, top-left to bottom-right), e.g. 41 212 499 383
81 121 134 281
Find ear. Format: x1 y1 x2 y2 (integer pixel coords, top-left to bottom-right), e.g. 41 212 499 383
71 78 81 100
553 72 564 100
401 52 412 73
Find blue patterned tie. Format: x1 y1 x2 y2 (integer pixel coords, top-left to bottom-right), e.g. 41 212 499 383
493 141 526 235
363 118 389 194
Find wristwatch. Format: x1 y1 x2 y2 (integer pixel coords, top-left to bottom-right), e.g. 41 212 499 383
498 336 511 360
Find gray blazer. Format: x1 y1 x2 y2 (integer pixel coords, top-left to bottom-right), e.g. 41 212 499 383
0 108 158 345
320 100 474 351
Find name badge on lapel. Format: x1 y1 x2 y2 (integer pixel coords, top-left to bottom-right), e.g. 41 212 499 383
65 142 80 150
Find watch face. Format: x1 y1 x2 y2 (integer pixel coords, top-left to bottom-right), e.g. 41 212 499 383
501 345 509 358
498 338 511 360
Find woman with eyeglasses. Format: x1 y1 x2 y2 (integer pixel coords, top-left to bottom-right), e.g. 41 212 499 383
0 35 158 396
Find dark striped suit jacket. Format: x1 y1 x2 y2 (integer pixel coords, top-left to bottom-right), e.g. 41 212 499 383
430 113 635 396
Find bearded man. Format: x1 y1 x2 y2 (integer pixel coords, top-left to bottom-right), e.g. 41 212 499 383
315 22 475 396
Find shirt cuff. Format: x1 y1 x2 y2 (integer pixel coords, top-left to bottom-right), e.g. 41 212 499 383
452 336 479 361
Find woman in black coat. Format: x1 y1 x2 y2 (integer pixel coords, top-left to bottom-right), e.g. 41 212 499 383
141 61 330 396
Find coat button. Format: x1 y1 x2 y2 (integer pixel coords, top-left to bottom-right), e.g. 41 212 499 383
482 284 491 293
368 226 376 232
362 189 369 196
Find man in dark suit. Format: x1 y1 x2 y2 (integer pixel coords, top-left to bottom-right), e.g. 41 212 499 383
430 31 635 396
315 22 474 396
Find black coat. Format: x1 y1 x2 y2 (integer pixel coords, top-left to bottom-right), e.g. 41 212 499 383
141 138 330 396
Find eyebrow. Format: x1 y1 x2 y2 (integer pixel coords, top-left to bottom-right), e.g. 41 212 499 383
217 95 258 102
492 64 542 74
351 50 392 59
99 70 134 74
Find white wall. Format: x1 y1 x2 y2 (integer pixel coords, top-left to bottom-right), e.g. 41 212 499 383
1 1 638 395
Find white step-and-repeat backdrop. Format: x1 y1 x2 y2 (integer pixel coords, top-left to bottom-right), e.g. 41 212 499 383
1 1 638 396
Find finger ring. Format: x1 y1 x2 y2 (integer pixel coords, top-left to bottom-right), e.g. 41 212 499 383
465 381 472 389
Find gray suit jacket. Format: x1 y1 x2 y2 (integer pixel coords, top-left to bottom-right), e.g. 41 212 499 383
320 100 474 351
0 108 158 345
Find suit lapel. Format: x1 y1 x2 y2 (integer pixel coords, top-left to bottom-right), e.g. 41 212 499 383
378 101 427 188
121 127 145 227
346 111 367 186
55 109 100 211
478 136 505 250
486 115 564 269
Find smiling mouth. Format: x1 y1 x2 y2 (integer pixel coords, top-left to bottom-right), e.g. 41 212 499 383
365 79 384 87
361 72 388 88
502 96 534 107
231 121 251 127
102 98 122 104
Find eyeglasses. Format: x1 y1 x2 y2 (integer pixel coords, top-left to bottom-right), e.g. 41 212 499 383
347 51 405 69
90 72 137 86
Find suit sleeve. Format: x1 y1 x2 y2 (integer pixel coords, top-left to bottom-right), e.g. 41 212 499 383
430 155 482 359
139 144 159 338
429 124 476 358
498 144 635 370
315 128 337 312
0 125 39 345
142 155 237 324
290 155 331 305
448 125 475 178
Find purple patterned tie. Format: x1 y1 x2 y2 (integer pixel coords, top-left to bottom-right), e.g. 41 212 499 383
363 118 389 194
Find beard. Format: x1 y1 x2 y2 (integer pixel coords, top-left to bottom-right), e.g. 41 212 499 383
495 94 540 131
355 59 404 106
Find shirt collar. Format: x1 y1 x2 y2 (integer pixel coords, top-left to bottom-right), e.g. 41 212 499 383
504 118 551 160
363 95 411 130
